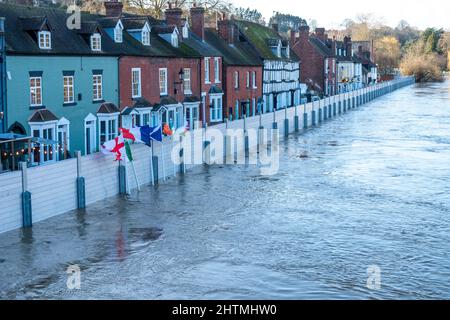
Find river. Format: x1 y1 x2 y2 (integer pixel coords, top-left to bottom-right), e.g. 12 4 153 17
0 79 449 300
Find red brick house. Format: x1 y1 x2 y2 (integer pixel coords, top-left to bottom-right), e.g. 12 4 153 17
291 26 337 96
205 19 263 121
170 6 224 127
102 1 202 131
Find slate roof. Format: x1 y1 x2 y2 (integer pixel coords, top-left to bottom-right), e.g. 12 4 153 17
208 85 223 94
183 96 201 103
121 17 148 30
77 21 102 35
0 3 199 58
97 102 120 114
182 31 222 58
28 109 58 122
233 20 298 62
133 98 153 109
160 96 179 105
309 37 334 57
204 29 262 67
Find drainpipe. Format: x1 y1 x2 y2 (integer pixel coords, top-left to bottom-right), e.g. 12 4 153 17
0 17 6 133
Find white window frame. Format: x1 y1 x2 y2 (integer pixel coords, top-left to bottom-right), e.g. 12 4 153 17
131 68 142 98
30 76 43 107
98 114 119 147
114 21 123 43
204 58 210 84
246 71 250 88
183 68 192 94
234 71 239 89
90 33 102 51
57 117 70 160
38 31 51 50
171 30 179 47
63 75 74 104
252 71 257 89
214 57 220 83
29 122 57 165
159 68 168 96
93 74 103 101
142 24 151 46
182 24 189 39
209 94 223 122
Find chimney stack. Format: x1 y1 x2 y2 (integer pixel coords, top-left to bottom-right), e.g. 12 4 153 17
344 35 352 57
104 0 123 17
272 23 279 33
290 29 297 48
298 25 310 44
190 5 205 41
218 16 237 45
332 36 337 56
315 27 326 40
165 4 183 30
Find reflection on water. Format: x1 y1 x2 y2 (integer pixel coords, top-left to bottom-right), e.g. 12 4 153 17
0 80 450 300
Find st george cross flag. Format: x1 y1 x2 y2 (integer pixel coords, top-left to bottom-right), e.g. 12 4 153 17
120 125 163 145
101 135 127 161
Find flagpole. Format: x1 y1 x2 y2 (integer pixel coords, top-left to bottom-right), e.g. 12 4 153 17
131 160 141 192
125 160 131 195
172 136 176 177
161 140 166 182
150 142 155 186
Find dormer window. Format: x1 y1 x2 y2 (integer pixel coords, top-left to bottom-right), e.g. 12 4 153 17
182 24 189 39
91 33 101 51
142 29 150 46
171 32 179 48
114 22 123 43
38 31 51 49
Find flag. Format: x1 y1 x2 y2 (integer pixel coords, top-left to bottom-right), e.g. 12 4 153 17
163 123 173 136
101 135 126 161
124 140 133 162
119 125 163 145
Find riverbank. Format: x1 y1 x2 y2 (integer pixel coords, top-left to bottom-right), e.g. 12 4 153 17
0 77 415 235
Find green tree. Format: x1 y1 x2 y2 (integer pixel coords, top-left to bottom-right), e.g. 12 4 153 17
269 12 307 33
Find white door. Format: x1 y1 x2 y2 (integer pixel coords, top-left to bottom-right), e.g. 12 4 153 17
85 120 96 155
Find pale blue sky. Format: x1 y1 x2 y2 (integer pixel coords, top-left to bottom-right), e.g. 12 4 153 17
230 0 450 30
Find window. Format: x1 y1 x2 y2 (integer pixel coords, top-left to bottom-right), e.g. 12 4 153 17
30 77 42 106
30 124 56 164
63 76 74 104
234 71 239 89
246 71 250 88
142 29 150 46
131 68 141 98
114 24 123 43
182 24 189 39
91 33 101 51
214 58 220 83
38 31 51 49
171 32 178 47
183 68 191 94
210 95 223 122
252 71 257 88
93 74 103 101
99 116 118 145
205 58 210 83
159 68 167 95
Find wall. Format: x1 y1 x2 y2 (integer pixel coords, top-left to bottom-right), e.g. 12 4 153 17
0 77 415 234
6 55 119 154
119 56 200 110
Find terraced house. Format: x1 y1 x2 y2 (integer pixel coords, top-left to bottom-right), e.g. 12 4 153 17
231 20 301 113
205 18 263 120
99 1 202 132
0 3 120 166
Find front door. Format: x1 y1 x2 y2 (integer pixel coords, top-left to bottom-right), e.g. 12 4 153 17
85 120 96 155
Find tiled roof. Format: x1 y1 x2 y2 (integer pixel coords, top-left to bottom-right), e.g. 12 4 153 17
183 96 201 103
133 98 153 109
309 37 333 57
122 17 148 30
97 102 120 114
28 109 58 122
160 96 178 105
19 16 49 31
204 29 262 67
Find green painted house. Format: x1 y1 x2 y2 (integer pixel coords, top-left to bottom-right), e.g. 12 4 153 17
0 3 121 165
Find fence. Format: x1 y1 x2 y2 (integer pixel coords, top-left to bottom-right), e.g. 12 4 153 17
0 77 415 234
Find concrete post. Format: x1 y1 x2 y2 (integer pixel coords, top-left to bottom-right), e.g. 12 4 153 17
76 151 86 209
284 107 289 137
152 156 159 183
272 108 278 129
203 140 211 165
20 162 32 228
118 163 126 194
318 100 322 123
294 104 299 132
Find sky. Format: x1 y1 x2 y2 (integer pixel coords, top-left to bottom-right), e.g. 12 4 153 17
230 0 450 30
